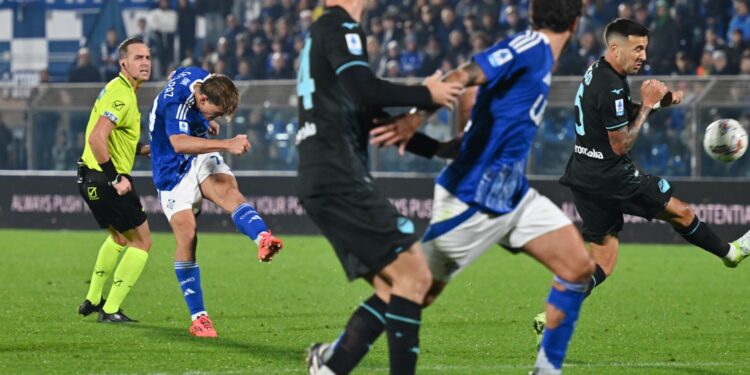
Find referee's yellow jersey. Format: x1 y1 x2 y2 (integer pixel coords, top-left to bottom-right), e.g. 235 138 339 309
81 73 140 174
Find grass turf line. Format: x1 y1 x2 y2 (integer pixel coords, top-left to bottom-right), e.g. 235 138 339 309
1 229 749 374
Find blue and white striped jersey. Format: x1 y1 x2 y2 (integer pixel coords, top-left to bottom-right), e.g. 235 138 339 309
149 67 212 191
436 30 553 214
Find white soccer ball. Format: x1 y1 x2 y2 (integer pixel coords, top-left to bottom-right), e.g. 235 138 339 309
703 119 748 163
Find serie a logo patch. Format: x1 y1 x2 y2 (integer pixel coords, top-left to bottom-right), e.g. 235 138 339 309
615 98 625 116
345 33 363 56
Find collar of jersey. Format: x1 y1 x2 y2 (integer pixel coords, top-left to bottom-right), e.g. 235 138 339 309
598 57 626 79
117 73 134 91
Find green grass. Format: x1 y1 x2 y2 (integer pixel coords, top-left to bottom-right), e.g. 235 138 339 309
2 229 750 374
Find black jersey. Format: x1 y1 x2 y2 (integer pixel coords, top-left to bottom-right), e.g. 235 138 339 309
559 57 643 198
295 6 377 196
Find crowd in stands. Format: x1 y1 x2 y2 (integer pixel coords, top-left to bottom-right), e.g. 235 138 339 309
64 0 750 83
3 0 750 176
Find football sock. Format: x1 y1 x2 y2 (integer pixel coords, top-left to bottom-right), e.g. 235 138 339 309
536 276 587 371
175 260 207 320
325 295 387 374
102 247 148 314
676 217 730 257
585 263 607 297
231 203 268 244
86 235 125 304
385 295 422 375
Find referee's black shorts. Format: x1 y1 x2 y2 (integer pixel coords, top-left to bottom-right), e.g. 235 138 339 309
300 188 419 281
77 167 147 233
572 174 673 244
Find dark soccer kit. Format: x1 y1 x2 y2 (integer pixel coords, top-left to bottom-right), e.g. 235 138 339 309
559 58 672 243
296 6 427 280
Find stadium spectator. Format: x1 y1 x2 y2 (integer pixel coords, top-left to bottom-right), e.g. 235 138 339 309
249 37 269 79
267 52 292 79
727 28 747 70
697 49 714 75
68 48 102 83
148 0 178 78
177 0 196 61
648 0 680 74
0 116 10 169
671 51 696 75
399 35 424 77
740 50 750 74
101 29 121 81
51 129 70 171
223 14 243 53
381 15 403 51
712 49 733 75
727 0 750 42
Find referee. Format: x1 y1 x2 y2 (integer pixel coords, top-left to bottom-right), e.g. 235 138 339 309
76 37 153 323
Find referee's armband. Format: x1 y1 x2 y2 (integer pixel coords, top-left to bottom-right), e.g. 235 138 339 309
405 132 440 159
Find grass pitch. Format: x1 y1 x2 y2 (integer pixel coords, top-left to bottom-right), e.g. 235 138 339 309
2 229 750 374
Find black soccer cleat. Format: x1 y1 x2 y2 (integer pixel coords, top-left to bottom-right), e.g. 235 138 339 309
78 298 106 317
97 309 138 323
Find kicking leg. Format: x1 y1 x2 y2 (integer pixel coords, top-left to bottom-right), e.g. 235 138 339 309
201 173 282 262
656 196 747 266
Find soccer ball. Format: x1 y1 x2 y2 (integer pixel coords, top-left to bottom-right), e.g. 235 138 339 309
703 119 748 163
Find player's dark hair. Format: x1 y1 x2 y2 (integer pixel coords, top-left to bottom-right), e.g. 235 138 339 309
201 74 239 119
529 0 582 32
604 18 649 45
118 37 146 60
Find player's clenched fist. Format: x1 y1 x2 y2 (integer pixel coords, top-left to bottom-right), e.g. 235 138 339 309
640 79 668 108
226 134 251 155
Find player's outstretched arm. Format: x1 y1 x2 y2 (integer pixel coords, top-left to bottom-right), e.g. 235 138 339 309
609 79 667 155
170 134 250 156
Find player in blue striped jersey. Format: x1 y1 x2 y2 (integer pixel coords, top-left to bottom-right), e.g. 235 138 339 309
371 1 592 373
149 67 283 337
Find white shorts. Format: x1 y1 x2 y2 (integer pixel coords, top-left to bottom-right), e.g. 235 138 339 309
423 185 571 281
158 152 233 222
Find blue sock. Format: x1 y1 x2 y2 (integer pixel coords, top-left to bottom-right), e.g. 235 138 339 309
174 261 206 320
231 203 268 243
537 276 587 371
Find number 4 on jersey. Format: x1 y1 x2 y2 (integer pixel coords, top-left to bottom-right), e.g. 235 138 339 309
297 37 316 110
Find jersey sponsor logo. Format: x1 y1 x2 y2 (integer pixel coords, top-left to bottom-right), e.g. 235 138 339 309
345 33 363 55
180 77 191 86
112 100 125 110
295 121 317 144
179 120 189 133
488 48 512 68
615 98 625 116
574 144 604 160
611 88 624 94
103 111 119 124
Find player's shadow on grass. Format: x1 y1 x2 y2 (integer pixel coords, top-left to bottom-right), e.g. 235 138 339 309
566 360 732 375
128 323 302 364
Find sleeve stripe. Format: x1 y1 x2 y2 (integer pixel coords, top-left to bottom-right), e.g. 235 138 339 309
606 121 629 130
335 61 370 75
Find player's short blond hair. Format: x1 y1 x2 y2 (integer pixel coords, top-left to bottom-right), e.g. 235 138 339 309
201 75 239 119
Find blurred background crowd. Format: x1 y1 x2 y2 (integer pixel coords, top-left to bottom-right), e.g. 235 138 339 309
1 0 750 178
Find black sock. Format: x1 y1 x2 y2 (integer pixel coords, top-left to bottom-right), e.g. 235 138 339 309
677 217 730 257
325 295 386 375
385 295 422 375
585 263 607 298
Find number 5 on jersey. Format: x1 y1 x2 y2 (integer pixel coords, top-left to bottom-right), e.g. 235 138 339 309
297 37 316 110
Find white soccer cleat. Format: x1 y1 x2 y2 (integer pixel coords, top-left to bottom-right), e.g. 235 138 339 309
723 230 750 268
306 342 332 375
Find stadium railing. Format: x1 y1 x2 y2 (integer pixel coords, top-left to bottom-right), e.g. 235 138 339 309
1 76 749 179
